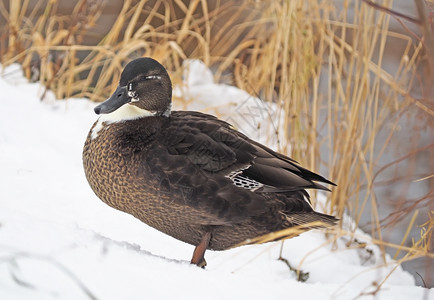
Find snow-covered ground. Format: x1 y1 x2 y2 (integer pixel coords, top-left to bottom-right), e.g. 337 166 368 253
0 62 431 299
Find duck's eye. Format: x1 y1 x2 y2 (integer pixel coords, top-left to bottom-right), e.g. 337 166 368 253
144 75 161 80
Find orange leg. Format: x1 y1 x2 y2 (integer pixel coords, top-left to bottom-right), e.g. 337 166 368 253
191 232 211 267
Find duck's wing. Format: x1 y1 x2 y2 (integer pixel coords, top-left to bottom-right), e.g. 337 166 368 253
145 111 334 225
169 111 335 191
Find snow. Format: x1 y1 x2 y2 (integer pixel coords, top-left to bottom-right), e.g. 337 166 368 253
0 62 431 300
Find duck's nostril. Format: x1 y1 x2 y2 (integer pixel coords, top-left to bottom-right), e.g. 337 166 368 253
117 93 123 98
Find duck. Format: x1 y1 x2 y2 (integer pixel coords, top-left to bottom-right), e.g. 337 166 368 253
83 57 338 267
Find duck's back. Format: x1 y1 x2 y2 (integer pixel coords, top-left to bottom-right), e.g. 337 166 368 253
83 111 336 250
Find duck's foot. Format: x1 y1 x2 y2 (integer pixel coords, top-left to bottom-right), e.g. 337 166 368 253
278 256 309 282
191 232 211 268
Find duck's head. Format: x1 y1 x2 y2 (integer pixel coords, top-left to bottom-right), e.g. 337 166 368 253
94 57 172 118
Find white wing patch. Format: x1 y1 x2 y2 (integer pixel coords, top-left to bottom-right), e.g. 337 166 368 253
227 171 264 192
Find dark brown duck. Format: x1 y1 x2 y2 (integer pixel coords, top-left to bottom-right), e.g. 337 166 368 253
83 57 337 267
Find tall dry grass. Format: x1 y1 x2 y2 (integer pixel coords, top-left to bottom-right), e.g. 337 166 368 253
1 0 432 288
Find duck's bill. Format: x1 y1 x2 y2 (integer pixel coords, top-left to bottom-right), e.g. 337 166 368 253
94 85 129 114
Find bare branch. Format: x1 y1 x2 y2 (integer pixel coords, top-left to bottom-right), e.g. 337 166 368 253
361 0 422 25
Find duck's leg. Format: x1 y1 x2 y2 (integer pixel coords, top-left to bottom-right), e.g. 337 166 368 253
191 232 211 268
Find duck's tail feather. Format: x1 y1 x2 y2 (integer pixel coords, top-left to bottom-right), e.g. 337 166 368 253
284 211 339 229
236 212 338 247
